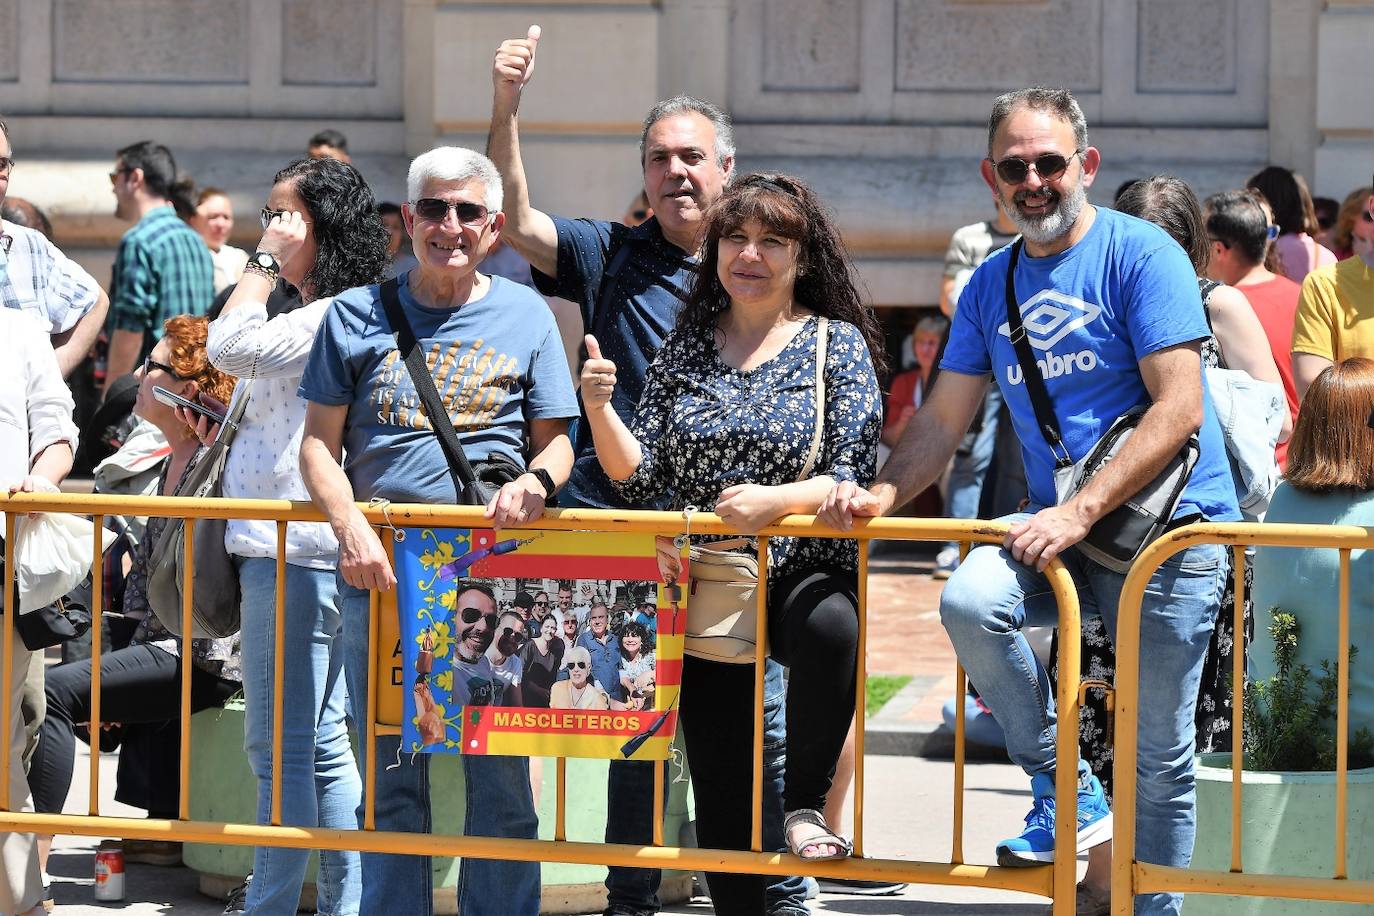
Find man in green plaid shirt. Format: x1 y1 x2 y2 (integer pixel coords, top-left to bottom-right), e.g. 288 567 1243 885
104 140 213 396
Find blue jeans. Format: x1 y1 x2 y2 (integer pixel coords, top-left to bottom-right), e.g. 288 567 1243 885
938 517 1224 916
238 558 361 916
603 659 806 914
338 578 540 916
943 387 1002 549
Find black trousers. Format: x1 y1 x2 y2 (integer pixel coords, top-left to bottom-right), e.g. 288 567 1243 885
679 564 859 915
28 644 239 815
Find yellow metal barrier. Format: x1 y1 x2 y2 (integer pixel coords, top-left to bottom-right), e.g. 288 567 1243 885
1112 521 1374 914
0 492 1085 912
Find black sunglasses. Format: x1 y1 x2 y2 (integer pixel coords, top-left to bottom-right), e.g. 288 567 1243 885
988 150 1081 185
567 661 589 670
259 207 312 230
501 626 528 647
533 600 548 606
1362 210 1373 224
459 606 496 625
142 356 186 380
412 198 490 226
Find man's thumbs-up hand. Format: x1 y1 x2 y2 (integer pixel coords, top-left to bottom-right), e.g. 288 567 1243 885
493 25 541 110
579 334 619 411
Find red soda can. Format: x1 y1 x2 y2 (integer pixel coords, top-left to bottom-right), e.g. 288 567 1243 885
94 842 126 901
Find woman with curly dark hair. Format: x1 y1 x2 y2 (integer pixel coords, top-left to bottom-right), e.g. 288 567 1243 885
201 156 388 915
581 173 884 912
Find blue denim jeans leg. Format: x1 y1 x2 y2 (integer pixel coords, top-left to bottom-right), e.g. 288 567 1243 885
943 387 1002 551
238 558 361 916
338 577 540 916
761 659 808 915
938 516 1223 916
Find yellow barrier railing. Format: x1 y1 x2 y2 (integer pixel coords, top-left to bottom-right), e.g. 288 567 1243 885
0 492 1084 912
1112 521 1374 914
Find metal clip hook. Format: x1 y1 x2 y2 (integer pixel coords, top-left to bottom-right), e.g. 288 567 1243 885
674 504 697 550
368 497 405 542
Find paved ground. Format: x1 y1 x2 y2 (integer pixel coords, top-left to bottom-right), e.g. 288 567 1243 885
42 541 1067 914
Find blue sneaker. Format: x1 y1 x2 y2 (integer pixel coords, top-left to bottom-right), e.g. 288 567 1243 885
996 771 1112 866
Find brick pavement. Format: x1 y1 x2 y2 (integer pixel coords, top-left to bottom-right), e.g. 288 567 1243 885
865 542 960 725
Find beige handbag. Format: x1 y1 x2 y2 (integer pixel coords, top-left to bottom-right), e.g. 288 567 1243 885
685 318 828 663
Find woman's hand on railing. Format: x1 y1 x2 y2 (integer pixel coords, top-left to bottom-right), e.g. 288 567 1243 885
713 484 786 535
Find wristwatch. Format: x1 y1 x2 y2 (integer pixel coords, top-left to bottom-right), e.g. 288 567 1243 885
246 250 281 279
528 468 557 500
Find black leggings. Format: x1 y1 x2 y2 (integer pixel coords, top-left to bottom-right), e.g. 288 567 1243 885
679 564 858 915
28 644 240 815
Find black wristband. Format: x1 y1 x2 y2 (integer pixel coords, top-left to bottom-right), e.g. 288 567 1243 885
529 467 557 499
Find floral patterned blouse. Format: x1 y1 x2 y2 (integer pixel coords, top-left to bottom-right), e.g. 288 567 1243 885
616 315 881 578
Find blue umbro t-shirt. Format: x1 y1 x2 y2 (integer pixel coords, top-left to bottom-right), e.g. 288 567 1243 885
940 207 1240 523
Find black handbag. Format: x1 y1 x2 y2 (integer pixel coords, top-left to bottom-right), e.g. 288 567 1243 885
1003 239 1200 573
378 278 525 505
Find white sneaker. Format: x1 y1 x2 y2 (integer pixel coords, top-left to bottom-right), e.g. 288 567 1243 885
933 546 961 579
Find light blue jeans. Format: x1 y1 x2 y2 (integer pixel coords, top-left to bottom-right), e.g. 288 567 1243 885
943 387 1002 550
338 578 540 916
938 517 1224 916
237 558 361 915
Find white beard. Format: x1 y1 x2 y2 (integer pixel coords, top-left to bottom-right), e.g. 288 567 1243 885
1002 180 1089 246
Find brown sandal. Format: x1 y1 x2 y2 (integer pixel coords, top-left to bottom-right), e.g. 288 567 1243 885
783 808 853 861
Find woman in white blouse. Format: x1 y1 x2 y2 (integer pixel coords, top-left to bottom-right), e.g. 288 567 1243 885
202 157 389 916
0 307 78 916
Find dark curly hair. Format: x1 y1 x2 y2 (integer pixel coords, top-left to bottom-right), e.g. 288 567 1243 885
680 173 890 380
618 620 654 658
272 157 389 300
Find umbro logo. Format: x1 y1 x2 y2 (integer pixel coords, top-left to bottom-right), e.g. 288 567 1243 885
997 290 1103 351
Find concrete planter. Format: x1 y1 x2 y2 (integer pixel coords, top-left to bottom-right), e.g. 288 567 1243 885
1186 752 1374 914
183 701 693 915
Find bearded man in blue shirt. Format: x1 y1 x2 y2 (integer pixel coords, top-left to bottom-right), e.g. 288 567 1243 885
821 87 1238 916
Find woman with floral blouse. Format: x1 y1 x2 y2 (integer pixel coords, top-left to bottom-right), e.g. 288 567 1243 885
580 173 887 914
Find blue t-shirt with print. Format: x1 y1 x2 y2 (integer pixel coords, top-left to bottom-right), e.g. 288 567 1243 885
531 216 696 510
940 207 1240 523
298 273 579 504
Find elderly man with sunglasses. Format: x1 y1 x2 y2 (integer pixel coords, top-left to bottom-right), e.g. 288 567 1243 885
822 87 1238 916
299 145 578 916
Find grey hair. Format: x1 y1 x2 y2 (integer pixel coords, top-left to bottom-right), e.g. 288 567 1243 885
406 146 503 213
915 315 950 337
987 88 1088 156
639 96 735 170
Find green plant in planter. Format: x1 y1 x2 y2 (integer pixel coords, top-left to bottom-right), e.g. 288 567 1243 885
1243 610 1374 772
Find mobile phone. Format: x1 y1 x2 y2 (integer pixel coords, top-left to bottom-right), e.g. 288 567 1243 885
152 386 226 426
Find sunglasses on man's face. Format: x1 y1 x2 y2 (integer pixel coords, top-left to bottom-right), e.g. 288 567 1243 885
988 151 1080 185
533 601 548 607
411 198 490 226
567 661 589 670
459 606 495 625
500 626 528 647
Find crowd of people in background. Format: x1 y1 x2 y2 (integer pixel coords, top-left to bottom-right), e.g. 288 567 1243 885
0 22 1369 916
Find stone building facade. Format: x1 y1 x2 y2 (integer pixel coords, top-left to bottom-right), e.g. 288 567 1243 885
1 0 1370 309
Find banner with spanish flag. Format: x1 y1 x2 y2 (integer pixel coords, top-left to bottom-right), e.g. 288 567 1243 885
393 527 685 760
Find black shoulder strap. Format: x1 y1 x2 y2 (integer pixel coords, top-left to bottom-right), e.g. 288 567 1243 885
591 237 637 342
1004 240 1072 469
379 278 476 495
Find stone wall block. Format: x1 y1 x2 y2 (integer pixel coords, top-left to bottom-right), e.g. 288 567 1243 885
1137 0 1235 92
282 0 377 86
761 0 861 91
52 0 248 83
0 0 17 82
894 0 1102 91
